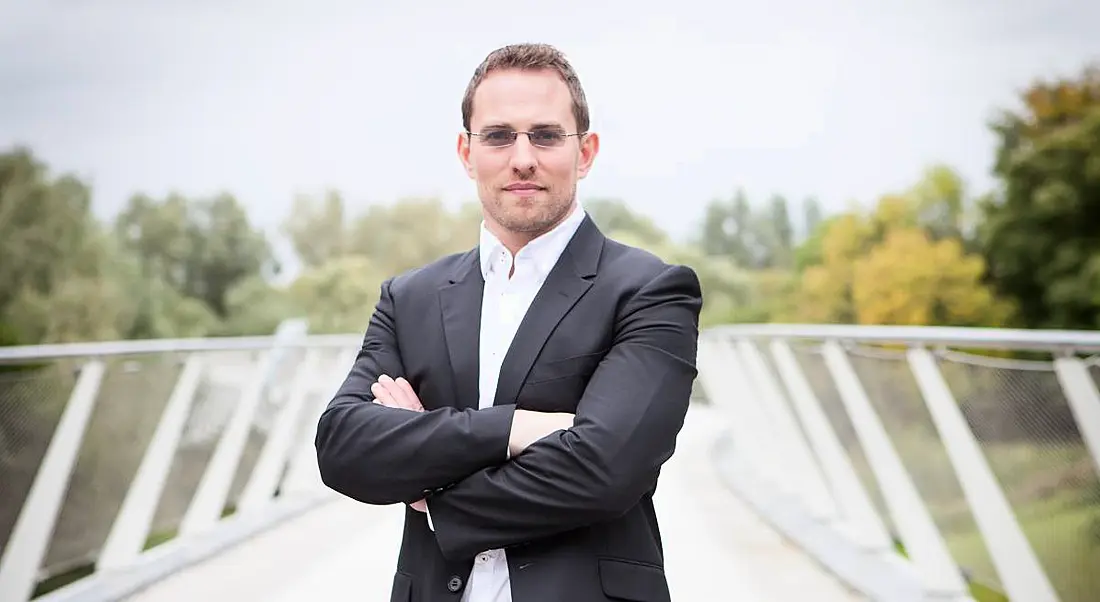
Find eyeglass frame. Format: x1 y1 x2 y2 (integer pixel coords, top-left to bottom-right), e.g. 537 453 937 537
466 128 588 148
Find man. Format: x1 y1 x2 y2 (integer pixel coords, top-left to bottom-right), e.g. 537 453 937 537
314 42 703 602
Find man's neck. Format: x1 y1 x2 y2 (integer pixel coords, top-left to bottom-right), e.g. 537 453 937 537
487 204 577 258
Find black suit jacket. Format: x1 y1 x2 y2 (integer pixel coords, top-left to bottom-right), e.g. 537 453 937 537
315 216 703 602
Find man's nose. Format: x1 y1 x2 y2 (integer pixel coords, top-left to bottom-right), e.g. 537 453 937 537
509 135 538 173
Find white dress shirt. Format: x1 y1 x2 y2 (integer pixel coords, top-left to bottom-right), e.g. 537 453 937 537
429 203 586 602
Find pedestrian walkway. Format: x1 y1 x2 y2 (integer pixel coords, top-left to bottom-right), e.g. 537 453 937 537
125 405 863 601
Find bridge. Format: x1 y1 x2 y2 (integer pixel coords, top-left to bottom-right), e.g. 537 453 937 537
1 322 1098 602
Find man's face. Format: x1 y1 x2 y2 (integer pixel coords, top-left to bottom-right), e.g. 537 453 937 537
458 68 599 242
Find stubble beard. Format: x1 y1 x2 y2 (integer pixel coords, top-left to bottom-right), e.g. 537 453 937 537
486 182 576 238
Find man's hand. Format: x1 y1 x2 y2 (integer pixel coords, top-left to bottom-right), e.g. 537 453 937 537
371 374 423 412
508 409 575 457
372 374 427 512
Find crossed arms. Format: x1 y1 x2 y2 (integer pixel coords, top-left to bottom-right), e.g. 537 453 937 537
314 264 702 561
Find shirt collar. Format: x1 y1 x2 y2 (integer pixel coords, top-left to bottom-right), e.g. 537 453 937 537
478 202 586 280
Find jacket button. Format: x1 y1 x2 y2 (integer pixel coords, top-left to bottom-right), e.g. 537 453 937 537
447 575 463 592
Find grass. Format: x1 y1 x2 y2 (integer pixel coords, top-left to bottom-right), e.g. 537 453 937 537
31 564 95 598
889 493 1100 601
943 501 1100 602
969 581 1010 602
848 425 1100 602
892 538 1008 602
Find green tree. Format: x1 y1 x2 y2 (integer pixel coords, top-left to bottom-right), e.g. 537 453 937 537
584 198 668 247
851 227 1013 327
910 164 968 242
698 189 795 269
762 194 794 268
289 255 386 334
283 190 350 269
0 149 94 314
978 64 1100 329
801 197 823 241
0 147 137 343
115 191 275 319
794 170 1012 327
342 197 481 276
216 275 299 336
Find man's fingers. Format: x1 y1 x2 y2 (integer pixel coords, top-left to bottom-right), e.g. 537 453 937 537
409 499 427 513
374 374 423 411
378 375 414 408
395 377 424 411
395 377 417 400
370 382 391 405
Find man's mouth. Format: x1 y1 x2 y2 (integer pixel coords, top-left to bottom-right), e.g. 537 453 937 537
503 183 545 192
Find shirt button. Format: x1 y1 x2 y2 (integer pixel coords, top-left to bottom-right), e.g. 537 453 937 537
447 575 464 592
477 553 491 564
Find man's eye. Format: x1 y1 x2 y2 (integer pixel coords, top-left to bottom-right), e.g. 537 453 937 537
483 130 514 143
530 131 564 145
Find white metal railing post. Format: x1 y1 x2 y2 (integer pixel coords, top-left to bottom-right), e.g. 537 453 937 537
98 354 205 571
177 350 272 535
238 348 321 511
1052 356 1100 477
769 340 893 552
908 348 1061 602
710 336 797 493
0 360 106 602
178 321 308 536
695 336 735 417
282 348 358 495
821 341 972 600
0 329 363 601
736 339 837 521
2 323 1095 602
694 336 768 466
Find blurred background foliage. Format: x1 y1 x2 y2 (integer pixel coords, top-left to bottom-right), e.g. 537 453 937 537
3 64 1099 346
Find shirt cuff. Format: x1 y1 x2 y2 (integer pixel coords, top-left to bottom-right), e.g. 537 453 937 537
426 506 435 531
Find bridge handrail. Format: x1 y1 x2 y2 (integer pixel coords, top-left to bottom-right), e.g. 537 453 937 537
700 324 1100 602
12 322 1098 363
0 320 362 602
0 334 363 361
710 323 1100 352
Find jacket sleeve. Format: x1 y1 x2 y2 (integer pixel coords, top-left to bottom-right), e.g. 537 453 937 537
424 264 703 561
314 277 515 506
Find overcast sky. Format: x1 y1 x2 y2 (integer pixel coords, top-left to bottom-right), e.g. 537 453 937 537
3 0 1098 246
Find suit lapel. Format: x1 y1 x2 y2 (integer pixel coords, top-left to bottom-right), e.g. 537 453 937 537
493 216 604 407
439 250 483 411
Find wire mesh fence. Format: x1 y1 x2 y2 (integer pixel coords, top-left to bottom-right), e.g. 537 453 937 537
0 362 76 564
0 342 346 595
760 340 1100 602
5 327 1098 601
40 354 182 577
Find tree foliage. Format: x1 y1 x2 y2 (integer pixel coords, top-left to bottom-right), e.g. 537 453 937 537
978 66 1100 329
3 61 1098 345
115 191 276 318
794 166 1009 326
851 228 1012 326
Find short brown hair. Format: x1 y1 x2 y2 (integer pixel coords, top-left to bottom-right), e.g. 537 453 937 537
461 43 591 134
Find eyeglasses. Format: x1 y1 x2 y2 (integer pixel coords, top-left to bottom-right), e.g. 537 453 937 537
468 129 586 148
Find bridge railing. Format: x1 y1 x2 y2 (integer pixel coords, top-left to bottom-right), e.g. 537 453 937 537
698 324 1100 602
0 321 362 602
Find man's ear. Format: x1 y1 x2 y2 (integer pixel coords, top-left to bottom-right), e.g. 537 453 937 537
457 132 475 179
576 132 599 179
